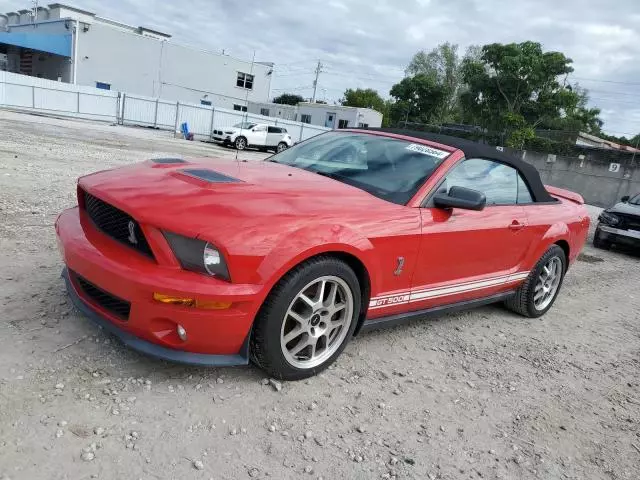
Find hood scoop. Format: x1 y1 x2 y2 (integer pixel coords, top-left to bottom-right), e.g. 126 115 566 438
179 168 243 184
151 157 186 164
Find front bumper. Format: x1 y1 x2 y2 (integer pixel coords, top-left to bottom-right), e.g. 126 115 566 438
212 135 233 143
597 224 640 248
55 206 264 366
62 268 249 366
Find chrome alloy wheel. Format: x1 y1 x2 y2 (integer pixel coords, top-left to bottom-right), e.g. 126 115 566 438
534 256 562 311
277 142 288 153
280 276 354 369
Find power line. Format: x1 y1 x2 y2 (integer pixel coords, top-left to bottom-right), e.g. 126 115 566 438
586 88 640 98
273 71 316 78
271 85 314 92
570 76 640 87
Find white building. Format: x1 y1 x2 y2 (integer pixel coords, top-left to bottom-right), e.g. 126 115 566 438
247 101 298 121
247 101 383 129
0 3 273 110
297 103 383 129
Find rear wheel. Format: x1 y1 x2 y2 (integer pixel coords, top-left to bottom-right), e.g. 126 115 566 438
504 245 566 318
250 257 360 380
234 136 247 150
276 142 288 153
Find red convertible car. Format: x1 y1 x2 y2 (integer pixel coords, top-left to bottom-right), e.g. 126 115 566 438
55 130 590 379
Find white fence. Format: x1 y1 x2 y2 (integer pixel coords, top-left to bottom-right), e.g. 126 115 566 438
0 71 329 142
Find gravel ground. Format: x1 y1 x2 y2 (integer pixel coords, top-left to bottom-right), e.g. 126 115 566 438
0 110 639 480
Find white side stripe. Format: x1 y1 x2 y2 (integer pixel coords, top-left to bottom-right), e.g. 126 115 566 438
369 271 530 310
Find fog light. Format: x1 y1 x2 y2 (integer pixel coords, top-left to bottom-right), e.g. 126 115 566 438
176 324 187 341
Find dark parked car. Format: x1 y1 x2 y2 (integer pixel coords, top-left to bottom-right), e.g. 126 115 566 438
594 193 640 249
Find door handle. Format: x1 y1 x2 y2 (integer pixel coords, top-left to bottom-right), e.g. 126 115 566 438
508 220 525 231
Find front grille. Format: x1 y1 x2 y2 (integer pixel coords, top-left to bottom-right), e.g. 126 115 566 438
618 214 640 231
73 272 131 321
83 191 154 259
213 129 223 135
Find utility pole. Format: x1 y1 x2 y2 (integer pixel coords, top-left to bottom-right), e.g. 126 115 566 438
312 60 323 103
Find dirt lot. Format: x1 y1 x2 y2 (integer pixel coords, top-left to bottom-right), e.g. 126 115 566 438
0 110 639 480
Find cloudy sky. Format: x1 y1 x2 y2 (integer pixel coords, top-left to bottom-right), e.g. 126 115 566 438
2 0 639 137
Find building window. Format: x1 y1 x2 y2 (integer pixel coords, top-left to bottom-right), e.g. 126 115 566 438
338 119 349 129
200 100 212 106
96 82 111 90
233 104 248 112
236 72 254 90
301 114 311 124
358 123 369 128
260 108 270 116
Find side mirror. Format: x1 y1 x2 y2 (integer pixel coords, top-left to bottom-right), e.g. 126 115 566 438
621 195 630 203
434 186 486 211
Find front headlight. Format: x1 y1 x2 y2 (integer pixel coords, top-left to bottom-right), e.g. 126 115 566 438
163 231 231 281
599 211 621 227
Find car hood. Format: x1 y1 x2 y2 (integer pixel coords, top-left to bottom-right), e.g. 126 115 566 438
78 158 396 242
606 202 640 216
222 127 240 134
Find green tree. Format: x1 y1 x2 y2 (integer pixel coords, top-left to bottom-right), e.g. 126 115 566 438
341 88 385 112
539 86 603 134
405 42 480 122
460 41 589 145
388 74 448 125
272 93 305 105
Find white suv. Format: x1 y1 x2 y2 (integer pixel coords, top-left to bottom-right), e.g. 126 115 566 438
212 122 293 152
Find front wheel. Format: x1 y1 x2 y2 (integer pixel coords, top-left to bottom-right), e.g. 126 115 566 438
276 142 288 153
504 245 566 318
250 257 361 380
234 136 247 150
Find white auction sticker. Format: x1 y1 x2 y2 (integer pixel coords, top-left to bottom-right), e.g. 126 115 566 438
405 143 450 159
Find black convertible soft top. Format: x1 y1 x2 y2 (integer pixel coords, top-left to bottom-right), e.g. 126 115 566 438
369 128 555 203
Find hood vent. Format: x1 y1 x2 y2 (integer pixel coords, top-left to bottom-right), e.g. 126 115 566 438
152 158 186 164
179 168 242 183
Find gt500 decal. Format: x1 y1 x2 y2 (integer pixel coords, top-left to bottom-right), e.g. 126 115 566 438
369 294 410 308
368 271 531 310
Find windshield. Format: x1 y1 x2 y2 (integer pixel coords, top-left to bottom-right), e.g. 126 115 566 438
269 131 451 204
630 193 640 205
232 122 256 129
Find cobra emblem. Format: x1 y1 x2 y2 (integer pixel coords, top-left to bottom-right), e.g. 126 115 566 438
127 220 138 245
394 256 405 276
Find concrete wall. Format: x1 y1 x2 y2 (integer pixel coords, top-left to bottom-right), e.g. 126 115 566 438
506 147 640 207
73 23 271 109
357 108 383 128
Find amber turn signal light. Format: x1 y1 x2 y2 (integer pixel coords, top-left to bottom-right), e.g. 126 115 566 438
153 293 231 310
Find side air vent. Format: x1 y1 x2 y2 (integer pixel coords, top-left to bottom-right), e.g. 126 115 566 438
179 169 242 183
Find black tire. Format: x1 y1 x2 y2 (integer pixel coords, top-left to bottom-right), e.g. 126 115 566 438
250 256 361 381
593 227 610 249
504 245 567 318
234 136 247 150
276 142 288 153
